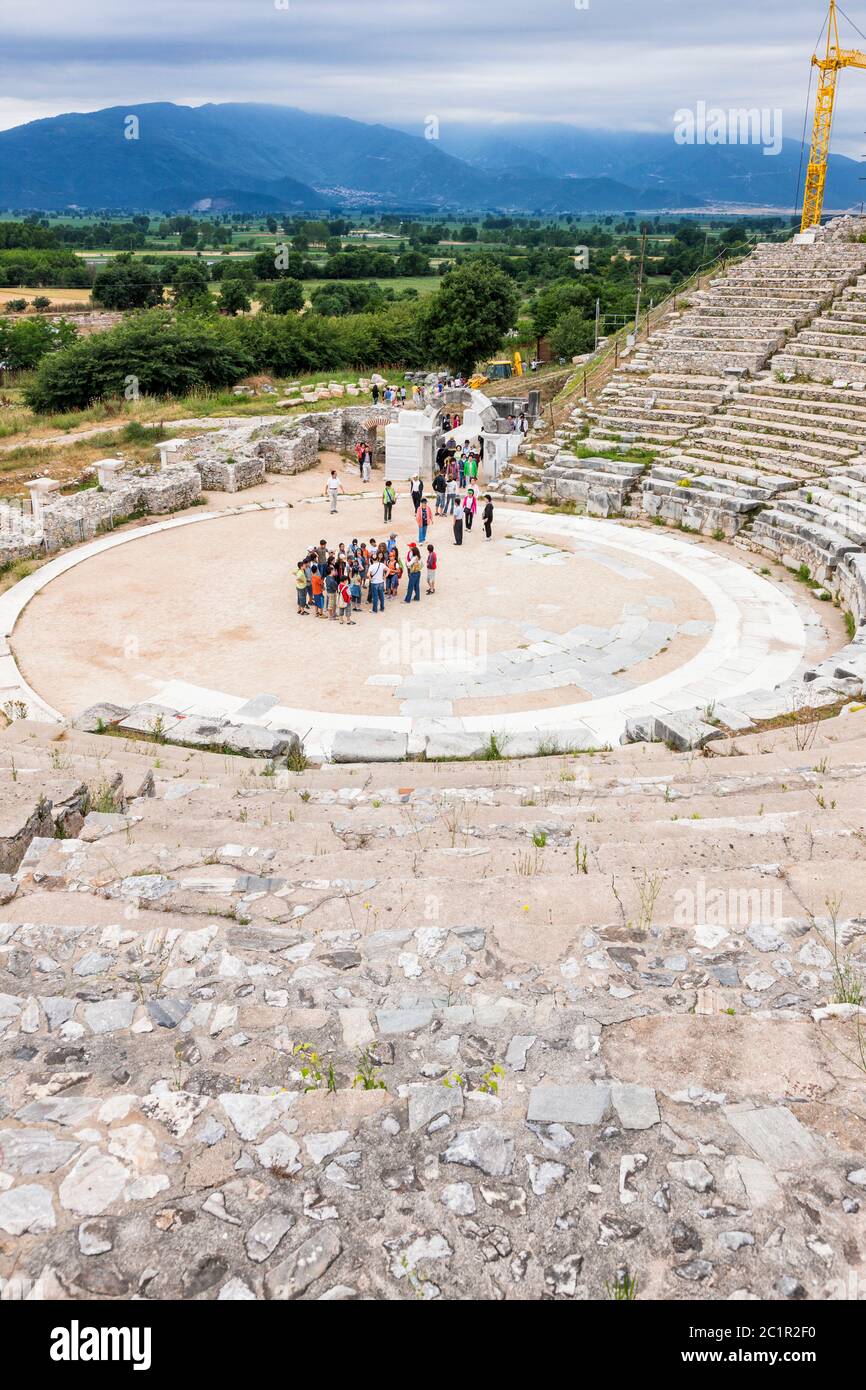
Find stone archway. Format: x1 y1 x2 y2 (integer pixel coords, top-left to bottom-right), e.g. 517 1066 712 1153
362 410 393 467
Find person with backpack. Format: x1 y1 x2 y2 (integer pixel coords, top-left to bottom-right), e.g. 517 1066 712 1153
416 496 432 543
387 547 403 597
383 480 396 523
426 543 437 594
404 546 422 603
337 576 355 625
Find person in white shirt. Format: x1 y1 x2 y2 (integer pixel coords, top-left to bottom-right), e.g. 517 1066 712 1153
368 557 387 613
324 470 343 513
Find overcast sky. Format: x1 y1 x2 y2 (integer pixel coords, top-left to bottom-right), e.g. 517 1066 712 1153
3 0 866 153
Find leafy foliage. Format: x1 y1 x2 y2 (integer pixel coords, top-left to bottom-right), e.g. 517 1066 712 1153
24 312 253 411
418 258 518 374
92 255 164 310
0 315 78 370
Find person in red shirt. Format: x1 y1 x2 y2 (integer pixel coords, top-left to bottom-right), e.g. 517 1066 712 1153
426 543 437 594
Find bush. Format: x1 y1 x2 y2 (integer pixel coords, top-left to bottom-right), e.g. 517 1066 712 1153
25 311 253 412
548 308 595 359
0 316 78 371
269 279 305 314
92 257 164 310
0 249 92 288
310 281 385 316
25 301 428 412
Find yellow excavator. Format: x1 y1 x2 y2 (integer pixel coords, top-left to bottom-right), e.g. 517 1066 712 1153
801 0 866 230
469 351 524 389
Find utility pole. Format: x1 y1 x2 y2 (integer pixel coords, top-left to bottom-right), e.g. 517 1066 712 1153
634 226 648 335
594 296 601 350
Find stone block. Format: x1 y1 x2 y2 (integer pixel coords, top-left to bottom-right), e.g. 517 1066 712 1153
71 703 130 733
424 732 490 761
118 704 185 737
331 729 409 763
652 712 725 751
220 723 301 759
527 1084 611 1125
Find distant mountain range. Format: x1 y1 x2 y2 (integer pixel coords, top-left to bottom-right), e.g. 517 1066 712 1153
0 103 864 215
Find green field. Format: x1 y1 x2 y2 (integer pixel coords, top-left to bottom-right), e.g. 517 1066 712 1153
300 275 438 298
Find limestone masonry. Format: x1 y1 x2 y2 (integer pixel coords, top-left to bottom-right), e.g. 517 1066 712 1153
0 222 865 1303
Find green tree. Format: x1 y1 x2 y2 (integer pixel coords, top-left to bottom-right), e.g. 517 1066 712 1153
310 281 384 316
25 311 253 412
395 250 431 276
219 279 251 316
92 256 164 310
418 259 518 375
548 308 595 360
0 316 77 371
171 262 212 310
531 279 593 340
269 278 305 314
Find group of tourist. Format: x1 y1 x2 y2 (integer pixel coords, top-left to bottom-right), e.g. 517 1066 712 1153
370 374 472 410
427 437 494 542
371 382 408 408
394 461 494 546
298 446 495 622
294 529 439 622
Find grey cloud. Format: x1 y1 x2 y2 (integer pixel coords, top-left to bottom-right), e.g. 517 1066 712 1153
2 0 866 154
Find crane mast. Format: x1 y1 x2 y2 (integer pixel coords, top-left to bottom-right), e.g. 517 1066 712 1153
801 0 866 231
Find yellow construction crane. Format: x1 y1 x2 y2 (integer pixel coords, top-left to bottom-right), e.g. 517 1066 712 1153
801 0 866 230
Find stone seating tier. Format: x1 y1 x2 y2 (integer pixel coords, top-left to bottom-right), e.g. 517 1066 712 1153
1 713 866 1301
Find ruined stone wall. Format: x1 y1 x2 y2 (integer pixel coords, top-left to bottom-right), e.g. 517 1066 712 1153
40 468 201 552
